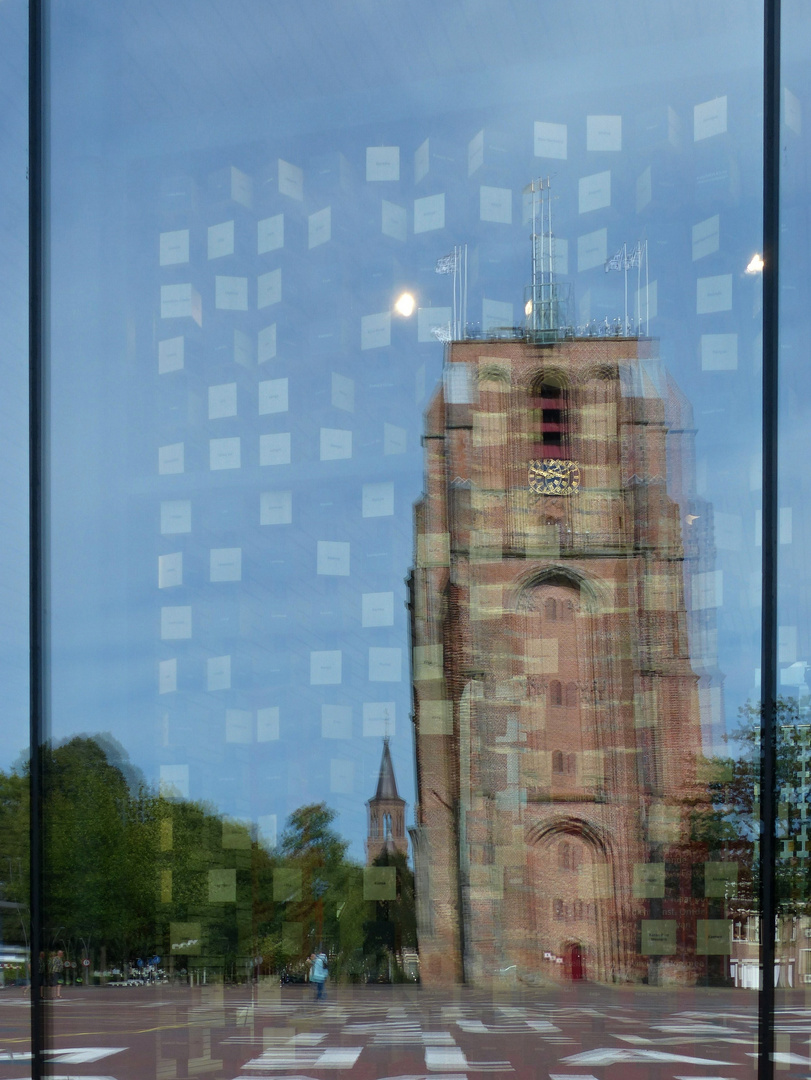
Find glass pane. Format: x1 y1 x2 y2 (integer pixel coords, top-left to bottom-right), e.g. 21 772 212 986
0 0 32 1035
775 0 811 1052
45 0 767 1074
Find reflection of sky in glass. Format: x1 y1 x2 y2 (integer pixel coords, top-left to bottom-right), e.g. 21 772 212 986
6 0 803 859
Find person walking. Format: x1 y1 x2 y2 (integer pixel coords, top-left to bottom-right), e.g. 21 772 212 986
308 951 328 1001
50 950 65 999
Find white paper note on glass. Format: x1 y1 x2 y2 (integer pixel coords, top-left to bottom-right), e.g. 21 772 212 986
382 200 407 241
215 276 247 311
317 541 350 576
158 552 183 589
210 547 241 582
587 114 622 152
369 647 402 682
207 655 231 691
260 490 292 525
161 605 192 640
692 215 720 260
697 274 732 314
208 220 234 259
226 709 252 744
160 229 189 266
309 206 331 249
480 186 512 224
579 170 611 213
258 213 284 254
159 659 177 695
311 650 342 685
258 324 277 364
414 138 429 183
362 482 394 518
322 705 352 739
362 592 394 627
208 382 237 419
383 423 406 455
534 121 567 159
577 228 608 271
258 378 288 414
158 443 184 475
257 706 280 742
363 702 395 737
210 437 241 470
414 193 445 233
258 268 282 309
331 373 354 412
701 333 738 370
161 500 191 534
366 146 399 181
278 158 304 200
694 95 727 141
417 306 451 342
330 759 354 794
160 765 189 799
320 427 352 460
361 312 391 350
260 432 291 466
158 336 184 374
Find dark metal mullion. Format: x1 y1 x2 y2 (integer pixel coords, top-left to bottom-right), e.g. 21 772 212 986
759 1 780 1079
29 0 47 1076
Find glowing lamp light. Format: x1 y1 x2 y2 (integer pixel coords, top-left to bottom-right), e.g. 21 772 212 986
745 253 764 274
524 300 533 317
394 292 416 317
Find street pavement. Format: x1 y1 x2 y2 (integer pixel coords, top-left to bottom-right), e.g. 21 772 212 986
0 982 805 1080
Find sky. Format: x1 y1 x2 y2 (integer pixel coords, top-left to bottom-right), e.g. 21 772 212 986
2 0 811 861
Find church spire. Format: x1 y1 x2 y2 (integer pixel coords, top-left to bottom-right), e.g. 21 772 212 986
374 737 400 801
366 737 408 864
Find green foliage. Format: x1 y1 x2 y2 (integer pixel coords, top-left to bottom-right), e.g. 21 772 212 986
0 742 417 982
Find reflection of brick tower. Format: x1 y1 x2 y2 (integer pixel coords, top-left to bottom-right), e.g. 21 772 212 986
409 337 712 987
366 738 408 865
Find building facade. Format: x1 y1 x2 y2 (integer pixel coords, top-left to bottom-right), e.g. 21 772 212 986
409 337 722 987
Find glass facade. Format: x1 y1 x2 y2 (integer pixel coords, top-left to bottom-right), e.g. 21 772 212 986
1 0 809 1076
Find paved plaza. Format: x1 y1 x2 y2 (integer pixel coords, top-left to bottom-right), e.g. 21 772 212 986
0 981 795 1080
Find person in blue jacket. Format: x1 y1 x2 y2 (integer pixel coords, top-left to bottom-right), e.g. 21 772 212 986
308 952 328 1000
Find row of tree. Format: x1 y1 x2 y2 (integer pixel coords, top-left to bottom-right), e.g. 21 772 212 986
0 735 415 982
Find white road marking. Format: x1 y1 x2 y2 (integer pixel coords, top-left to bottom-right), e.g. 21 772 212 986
425 1047 468 1071
561 1048 735 1066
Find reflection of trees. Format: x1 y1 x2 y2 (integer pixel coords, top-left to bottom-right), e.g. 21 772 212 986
0 739 417 982
363 849 416 982
695 697 809 917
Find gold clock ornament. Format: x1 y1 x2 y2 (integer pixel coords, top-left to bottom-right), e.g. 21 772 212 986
528 459 581 496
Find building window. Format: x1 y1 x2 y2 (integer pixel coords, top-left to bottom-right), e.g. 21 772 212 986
565 681 578 708
552 750 564 773
544 597 557 620
553 899 565 920
531 377 568 460
549 680 562 707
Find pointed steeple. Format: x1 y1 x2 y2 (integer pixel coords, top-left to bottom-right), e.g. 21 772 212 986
366 737 408 864
375 737 400 800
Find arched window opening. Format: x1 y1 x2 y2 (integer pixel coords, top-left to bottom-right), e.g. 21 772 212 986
552 750 564 773
384 813 392 839
559 841 571 869
544 597 557 620
567 753 577 775
371 815 379 839
549 680 562 707
553 899 565 920
531 377 568 459
565 681 578 708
